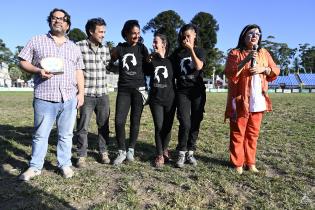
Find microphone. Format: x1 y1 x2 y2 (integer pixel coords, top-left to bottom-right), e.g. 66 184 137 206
250 44 258 67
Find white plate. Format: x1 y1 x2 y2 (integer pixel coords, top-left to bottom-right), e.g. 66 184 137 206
40 57 64 74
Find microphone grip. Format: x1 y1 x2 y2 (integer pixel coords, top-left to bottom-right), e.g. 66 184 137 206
250 58 256 67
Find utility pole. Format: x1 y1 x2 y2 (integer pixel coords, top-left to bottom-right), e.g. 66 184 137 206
212 66 215 88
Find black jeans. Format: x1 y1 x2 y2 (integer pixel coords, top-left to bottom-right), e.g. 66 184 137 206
76 95 110 157
149 101 176 155
115 88 144 150
176 90 206 151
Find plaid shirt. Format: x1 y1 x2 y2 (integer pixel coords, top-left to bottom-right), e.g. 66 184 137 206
19 33 85 102
76 39 111 97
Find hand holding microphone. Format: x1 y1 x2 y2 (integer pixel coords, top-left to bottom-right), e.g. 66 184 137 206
236 44 258 77
250 44 258 67
249 44 265 75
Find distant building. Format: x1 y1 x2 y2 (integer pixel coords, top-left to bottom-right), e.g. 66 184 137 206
0 62 12 87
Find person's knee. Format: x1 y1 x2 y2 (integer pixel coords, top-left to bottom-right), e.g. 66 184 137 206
180 120 191 130
155 125 163 133
115 118 126 129
192 111 204 123
197 113 204 122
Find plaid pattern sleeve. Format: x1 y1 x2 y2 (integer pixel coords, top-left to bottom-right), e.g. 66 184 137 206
77 40 111 96
18 38 36 64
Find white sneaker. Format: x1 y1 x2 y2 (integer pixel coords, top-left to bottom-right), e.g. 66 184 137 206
187 151 197 166
61 166 74 178
126 148 135 162
176 151 186 168
113 150 127 165
19 168 41 181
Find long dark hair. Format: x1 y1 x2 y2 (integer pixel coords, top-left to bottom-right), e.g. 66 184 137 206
177 24 199 47
121 19 140 41
236 24 262 51
47 8 71 33
154 30 170 57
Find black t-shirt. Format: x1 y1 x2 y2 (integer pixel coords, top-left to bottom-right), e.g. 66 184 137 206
170 47 206 92
148 55 175 106
116 42 149 88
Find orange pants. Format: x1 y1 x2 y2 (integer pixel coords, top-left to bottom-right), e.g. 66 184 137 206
229 112 263 167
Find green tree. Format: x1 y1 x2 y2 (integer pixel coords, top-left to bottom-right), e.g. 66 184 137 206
106 41 115 51
261 36 296 75
292 57 302 73
0 39 13 63
190 12 222 77
298 43 315 73
12 45 24 64
68 28 87 43
142 10 185 53
10 45 32 81
8 65 22 81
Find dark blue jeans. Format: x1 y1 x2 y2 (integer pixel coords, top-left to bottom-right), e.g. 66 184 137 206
176 89 206 151
76 95 110 157
115 88 144 150
150 102 176 155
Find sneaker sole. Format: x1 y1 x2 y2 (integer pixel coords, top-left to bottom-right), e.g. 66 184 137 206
176 164 185 168
19 171 41 181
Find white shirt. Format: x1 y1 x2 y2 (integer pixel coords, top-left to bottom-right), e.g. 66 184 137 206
249 74 266 112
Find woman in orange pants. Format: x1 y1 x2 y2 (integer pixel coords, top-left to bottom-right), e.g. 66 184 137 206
224 24 280 174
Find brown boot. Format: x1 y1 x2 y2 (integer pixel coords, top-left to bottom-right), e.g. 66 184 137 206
155 155 164 168
76 157 86 168
100 152 110 164
163 149 170 162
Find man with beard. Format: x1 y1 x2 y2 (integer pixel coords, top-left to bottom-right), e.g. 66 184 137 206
18 8 85 181
75 18 111 167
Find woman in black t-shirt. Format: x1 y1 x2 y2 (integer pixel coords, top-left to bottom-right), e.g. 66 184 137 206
147 32 176 168
170 24 206 168
111 20 149 165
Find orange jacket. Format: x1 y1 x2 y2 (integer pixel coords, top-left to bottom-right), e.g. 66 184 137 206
224 48 280 121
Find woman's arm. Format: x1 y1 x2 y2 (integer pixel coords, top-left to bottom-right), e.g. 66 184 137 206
190 48 204 70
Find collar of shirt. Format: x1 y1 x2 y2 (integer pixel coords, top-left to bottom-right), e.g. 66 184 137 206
47 32 70 44
87 39 103 48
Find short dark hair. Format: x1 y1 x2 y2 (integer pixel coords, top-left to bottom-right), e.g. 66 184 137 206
121 20 140 41
236 24 262 51
47 8 71 33
85 18 106 38
177 24 199 47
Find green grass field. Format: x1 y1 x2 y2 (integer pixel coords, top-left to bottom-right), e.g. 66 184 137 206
0 92 314 209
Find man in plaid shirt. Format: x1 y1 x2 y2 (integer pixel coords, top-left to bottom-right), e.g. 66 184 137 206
18 8 85 181
75 18 111 167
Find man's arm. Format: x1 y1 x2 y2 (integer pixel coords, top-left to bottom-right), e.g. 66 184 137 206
76 69 85 108
19 59 53 79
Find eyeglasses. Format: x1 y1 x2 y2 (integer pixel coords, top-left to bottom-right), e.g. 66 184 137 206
247 32 261 37
51 16 67 23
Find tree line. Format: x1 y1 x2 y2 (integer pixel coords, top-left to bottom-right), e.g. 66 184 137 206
1 10 314 82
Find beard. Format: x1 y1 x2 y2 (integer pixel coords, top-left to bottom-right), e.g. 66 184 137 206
50 24 66 36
